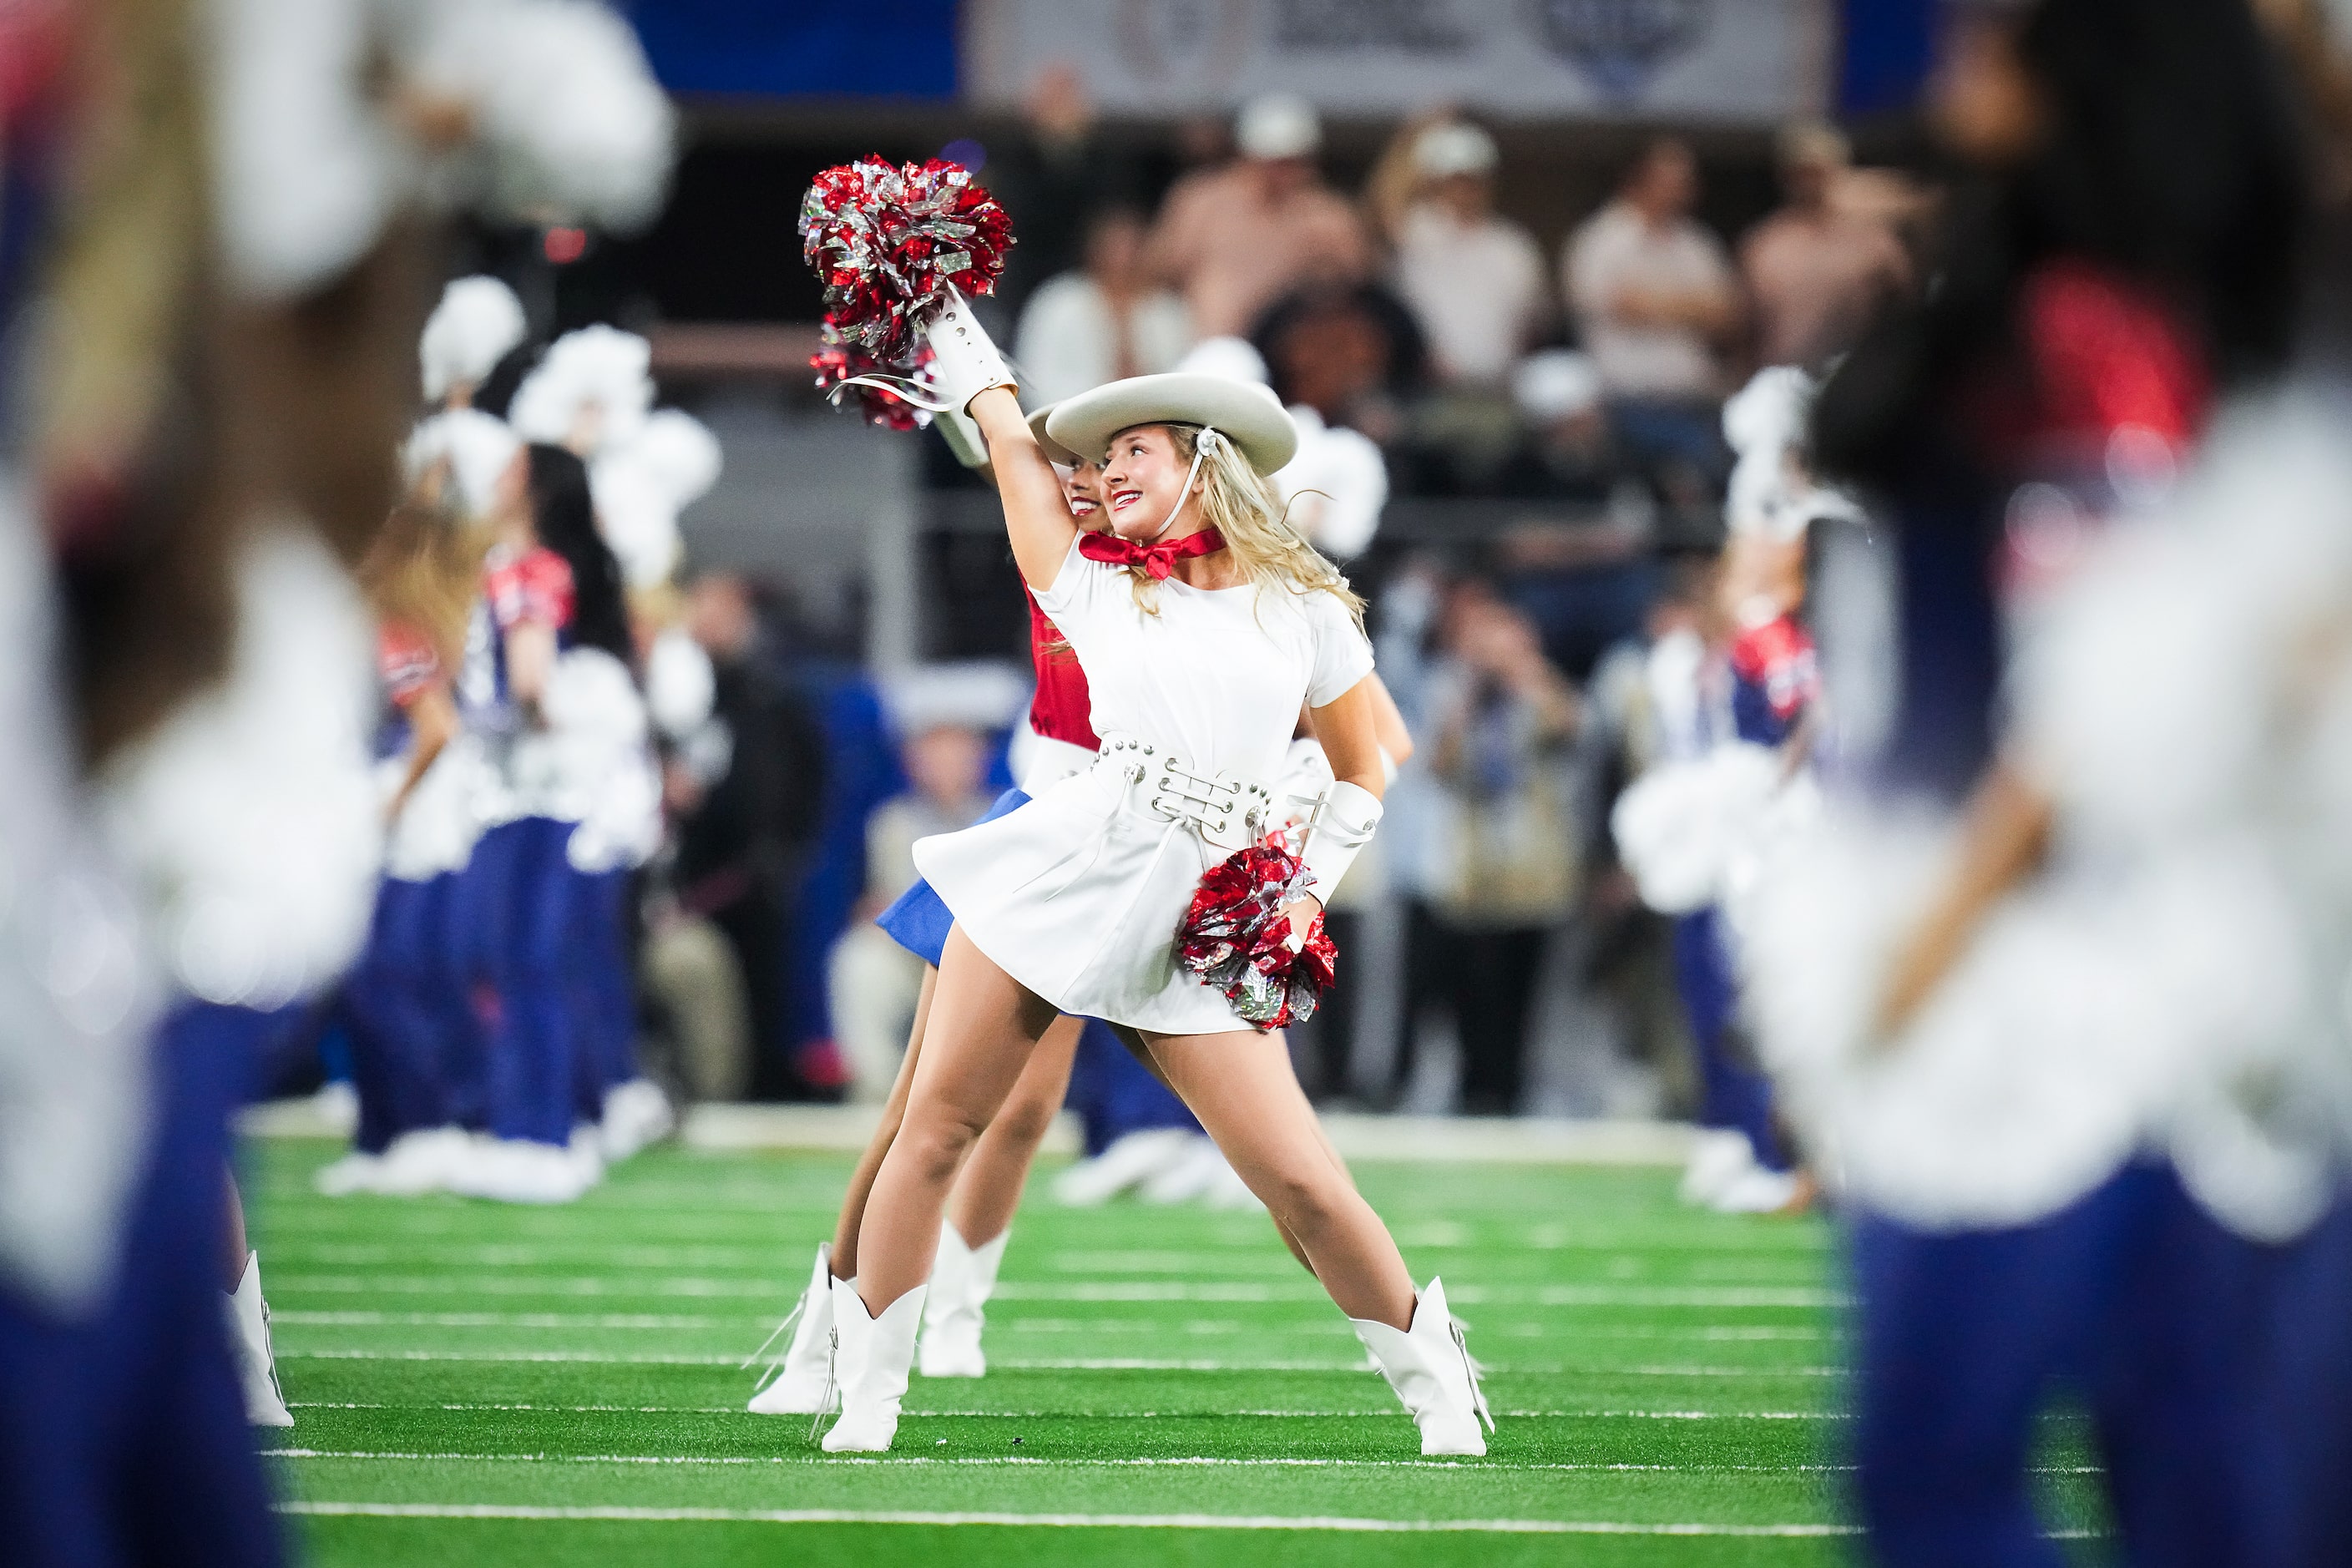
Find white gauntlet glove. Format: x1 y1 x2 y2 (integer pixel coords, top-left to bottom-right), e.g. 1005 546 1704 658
920 286 1017 415
1299 779 1383 903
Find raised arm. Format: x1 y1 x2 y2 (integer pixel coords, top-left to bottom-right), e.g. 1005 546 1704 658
1308 675 1387 804
967 387 1081 592
1366 672 1414 768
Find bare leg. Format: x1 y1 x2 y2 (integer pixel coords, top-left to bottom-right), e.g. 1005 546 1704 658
831 965 937 1280
1144 1027 1415 1329
224 1169 251 1290
857 927 1058 1313
1110 1019 1319 1277
946 1014 1080 1247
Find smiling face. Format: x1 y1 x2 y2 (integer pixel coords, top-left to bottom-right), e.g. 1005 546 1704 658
1060 455 1109 530
1097 424 1201 540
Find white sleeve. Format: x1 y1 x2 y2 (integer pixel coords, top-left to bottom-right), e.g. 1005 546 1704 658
1302 590 1376 709
1030 536 1110 625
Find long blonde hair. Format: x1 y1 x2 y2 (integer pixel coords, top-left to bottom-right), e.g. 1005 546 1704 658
359 482 492 672
1119 423 1363 625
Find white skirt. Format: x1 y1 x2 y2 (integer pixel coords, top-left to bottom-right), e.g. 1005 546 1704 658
911 760 1249 1035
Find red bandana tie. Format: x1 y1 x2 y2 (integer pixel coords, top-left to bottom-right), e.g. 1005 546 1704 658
1078 526 1227 582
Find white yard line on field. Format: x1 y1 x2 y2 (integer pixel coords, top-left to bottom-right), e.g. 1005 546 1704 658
266 1448 1855 1474
277 1500 1865 1536
270 1275 1841 1308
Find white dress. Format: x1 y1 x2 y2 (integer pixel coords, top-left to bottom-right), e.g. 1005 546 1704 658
913 539 1373 1034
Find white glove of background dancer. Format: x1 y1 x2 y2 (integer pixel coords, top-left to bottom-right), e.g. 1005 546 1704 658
919 286 1016 415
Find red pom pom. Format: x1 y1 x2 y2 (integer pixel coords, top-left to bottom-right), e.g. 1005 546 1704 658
800 157 1014 367
810 322 937 432
1174 835 1338 1031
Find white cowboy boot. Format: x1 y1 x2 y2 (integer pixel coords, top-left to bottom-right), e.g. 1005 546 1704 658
1351 1277 1493 1457
821 1279 926 1453
747 1244 840 1414
918 1222 1007 1379
225 1252 294 1427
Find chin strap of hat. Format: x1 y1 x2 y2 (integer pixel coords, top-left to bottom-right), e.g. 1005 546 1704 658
1151 426 1220 540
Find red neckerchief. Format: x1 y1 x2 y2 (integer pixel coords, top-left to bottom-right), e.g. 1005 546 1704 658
1078 526 1227 582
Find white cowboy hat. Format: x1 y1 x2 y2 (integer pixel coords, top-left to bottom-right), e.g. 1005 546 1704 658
1044 372 1299 476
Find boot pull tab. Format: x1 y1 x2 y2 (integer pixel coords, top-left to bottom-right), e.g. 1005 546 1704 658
1451 1318 1495 1434
809 1322 842 1442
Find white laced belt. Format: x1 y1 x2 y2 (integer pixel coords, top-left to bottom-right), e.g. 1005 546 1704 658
1090 731 1320 854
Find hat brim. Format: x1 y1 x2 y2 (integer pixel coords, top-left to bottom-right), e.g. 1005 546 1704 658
1024 402 1081 464
1044 373 1298 475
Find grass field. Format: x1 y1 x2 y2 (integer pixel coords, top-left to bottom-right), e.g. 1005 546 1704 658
245 1136 2107 1565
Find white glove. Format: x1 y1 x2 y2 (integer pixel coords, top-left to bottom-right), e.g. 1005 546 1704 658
919 286 1016 414
1298 779 1382 903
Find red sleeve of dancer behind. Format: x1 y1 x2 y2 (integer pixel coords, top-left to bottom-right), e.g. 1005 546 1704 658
1728 614 1819 724
377 622 441 709
486 546 575 633
2019 258 2211 454
1026 592 1100 749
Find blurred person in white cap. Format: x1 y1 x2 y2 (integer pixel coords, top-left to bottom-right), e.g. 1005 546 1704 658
1498 348 1624 502
1014 206 1194 407
1564 138 1743 482
1371 118 1548 390
1146 93 1373 340
829 668 1019 1102
1739 121 1914 369
820 272 1492 1458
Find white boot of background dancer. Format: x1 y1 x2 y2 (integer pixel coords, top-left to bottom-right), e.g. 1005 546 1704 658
226 1252 294 1427
821 1278 926 1453
917 1221 1007 1378
747 1243 840 1414
1351 1277 1493 1457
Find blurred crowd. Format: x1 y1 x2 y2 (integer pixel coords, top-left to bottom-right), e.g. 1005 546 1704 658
986 71 1925 517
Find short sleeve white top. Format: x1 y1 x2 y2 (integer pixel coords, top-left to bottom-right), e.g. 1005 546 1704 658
1031 539 1373 785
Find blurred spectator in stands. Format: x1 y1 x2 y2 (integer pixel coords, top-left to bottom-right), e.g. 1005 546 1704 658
1371 119 1549 390
828 694 994 1102
1565 138 1742 486
1740 122 1914 368
1016 206 1193 407
666 573 827 1099
1149 94 1373 341
986 62 1138 317
1395 584 1584 1115
1498 349 1622 503
1255 281 1429 448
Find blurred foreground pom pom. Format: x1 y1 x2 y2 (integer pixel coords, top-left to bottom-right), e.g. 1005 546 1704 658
412 0 675 232
799 158 1012 365
419 277 528 402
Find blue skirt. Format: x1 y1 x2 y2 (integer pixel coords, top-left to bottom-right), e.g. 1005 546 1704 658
874 787 1029 967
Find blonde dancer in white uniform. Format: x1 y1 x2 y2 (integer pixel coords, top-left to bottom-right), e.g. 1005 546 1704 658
817 300 1490 1458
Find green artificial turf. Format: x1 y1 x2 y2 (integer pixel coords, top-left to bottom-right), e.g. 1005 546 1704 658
245 1138 2108 1565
